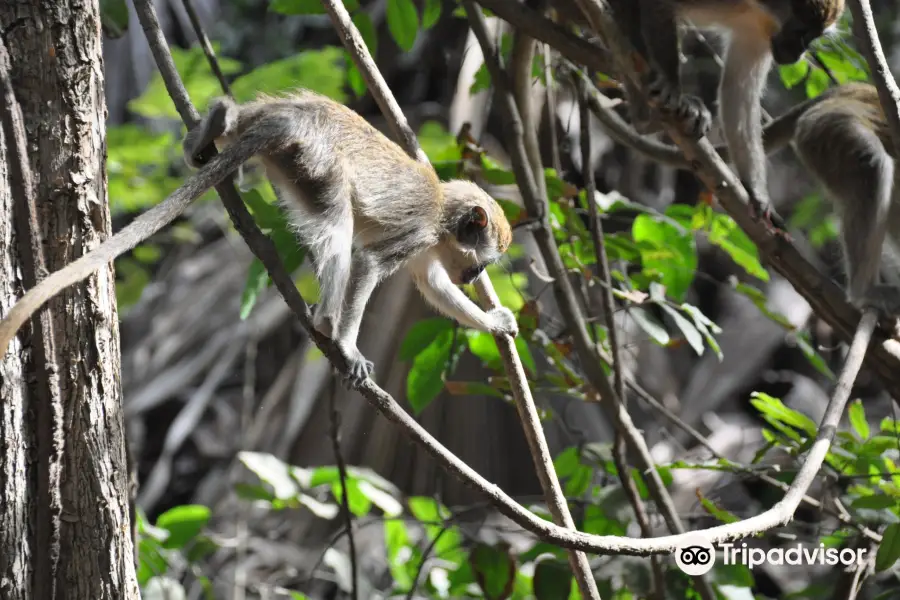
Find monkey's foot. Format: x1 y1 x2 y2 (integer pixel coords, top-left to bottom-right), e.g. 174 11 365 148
338 345 374 390
646 76 711 139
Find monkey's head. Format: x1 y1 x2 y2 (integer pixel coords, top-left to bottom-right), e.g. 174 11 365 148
439 180 513 285
768 0 844 65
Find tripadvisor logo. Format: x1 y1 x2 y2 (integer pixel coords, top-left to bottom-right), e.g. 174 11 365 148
674 533 716 576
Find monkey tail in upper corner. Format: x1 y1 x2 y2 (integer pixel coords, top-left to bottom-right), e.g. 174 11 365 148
0 130 273 356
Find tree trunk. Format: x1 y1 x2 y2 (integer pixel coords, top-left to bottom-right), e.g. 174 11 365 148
0 2 139 598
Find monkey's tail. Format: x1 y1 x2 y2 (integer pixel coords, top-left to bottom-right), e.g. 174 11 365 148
0 132 272 355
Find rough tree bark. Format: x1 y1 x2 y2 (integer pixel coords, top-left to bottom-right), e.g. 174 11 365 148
0 1 139 598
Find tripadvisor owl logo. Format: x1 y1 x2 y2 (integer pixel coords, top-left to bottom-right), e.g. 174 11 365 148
674 533 716 576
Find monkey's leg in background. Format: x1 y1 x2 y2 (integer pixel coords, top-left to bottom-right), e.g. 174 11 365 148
795 119 895 309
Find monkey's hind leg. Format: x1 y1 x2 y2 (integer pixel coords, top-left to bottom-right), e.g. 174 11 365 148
303 204 374 386
333 252 383 389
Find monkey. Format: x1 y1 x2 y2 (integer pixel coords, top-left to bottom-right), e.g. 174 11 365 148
0 90 519 387
608 0 844 231
587 81 900 314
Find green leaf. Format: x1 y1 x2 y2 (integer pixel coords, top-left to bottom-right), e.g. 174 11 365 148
470 62 492 94
468 331 503 371
705 212 768 281
407 328 454 413
231 48 347 103
469 544 516 600
331 478 372 517
418 120 461 163
778 61 809 88
850 494 898 510
750 392 818 438
422 0 442 29
400 318 453 360
793 332 835 379
240 260 268 320
554 447 580 478
384 519 415 589
100 0 129 38
876 523 900 571
386 0 419 51
633 213 697 301
128 46 242 120
698 496 739 524
270 0 325 13
156 505 210 550
848 399 871 440
533 559 573 600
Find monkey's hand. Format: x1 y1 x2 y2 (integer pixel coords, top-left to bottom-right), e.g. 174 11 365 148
337 343 374 390
487 307 519 337
646 74 712 140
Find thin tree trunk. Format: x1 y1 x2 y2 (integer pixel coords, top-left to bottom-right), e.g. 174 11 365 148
0 1 139 598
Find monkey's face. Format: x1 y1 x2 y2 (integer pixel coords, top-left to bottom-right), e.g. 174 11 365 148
447 199 513 285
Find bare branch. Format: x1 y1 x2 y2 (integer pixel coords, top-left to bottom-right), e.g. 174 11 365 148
847 0 900 156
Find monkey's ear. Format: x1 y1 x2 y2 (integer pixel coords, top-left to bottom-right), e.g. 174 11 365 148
470 206 488 229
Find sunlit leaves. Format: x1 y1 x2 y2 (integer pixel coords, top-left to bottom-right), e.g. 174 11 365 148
386 0 419 51
230 47 347 102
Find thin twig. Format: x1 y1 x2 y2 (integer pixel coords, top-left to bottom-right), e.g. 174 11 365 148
329 380 358 600
504 28 600 600
847 0 900 157
181 0 233 97
576 70 665 600
0 34 64 599
405 527 448 600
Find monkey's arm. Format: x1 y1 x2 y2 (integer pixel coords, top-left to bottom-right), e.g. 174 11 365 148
408 251 518 336
0 133 266 355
